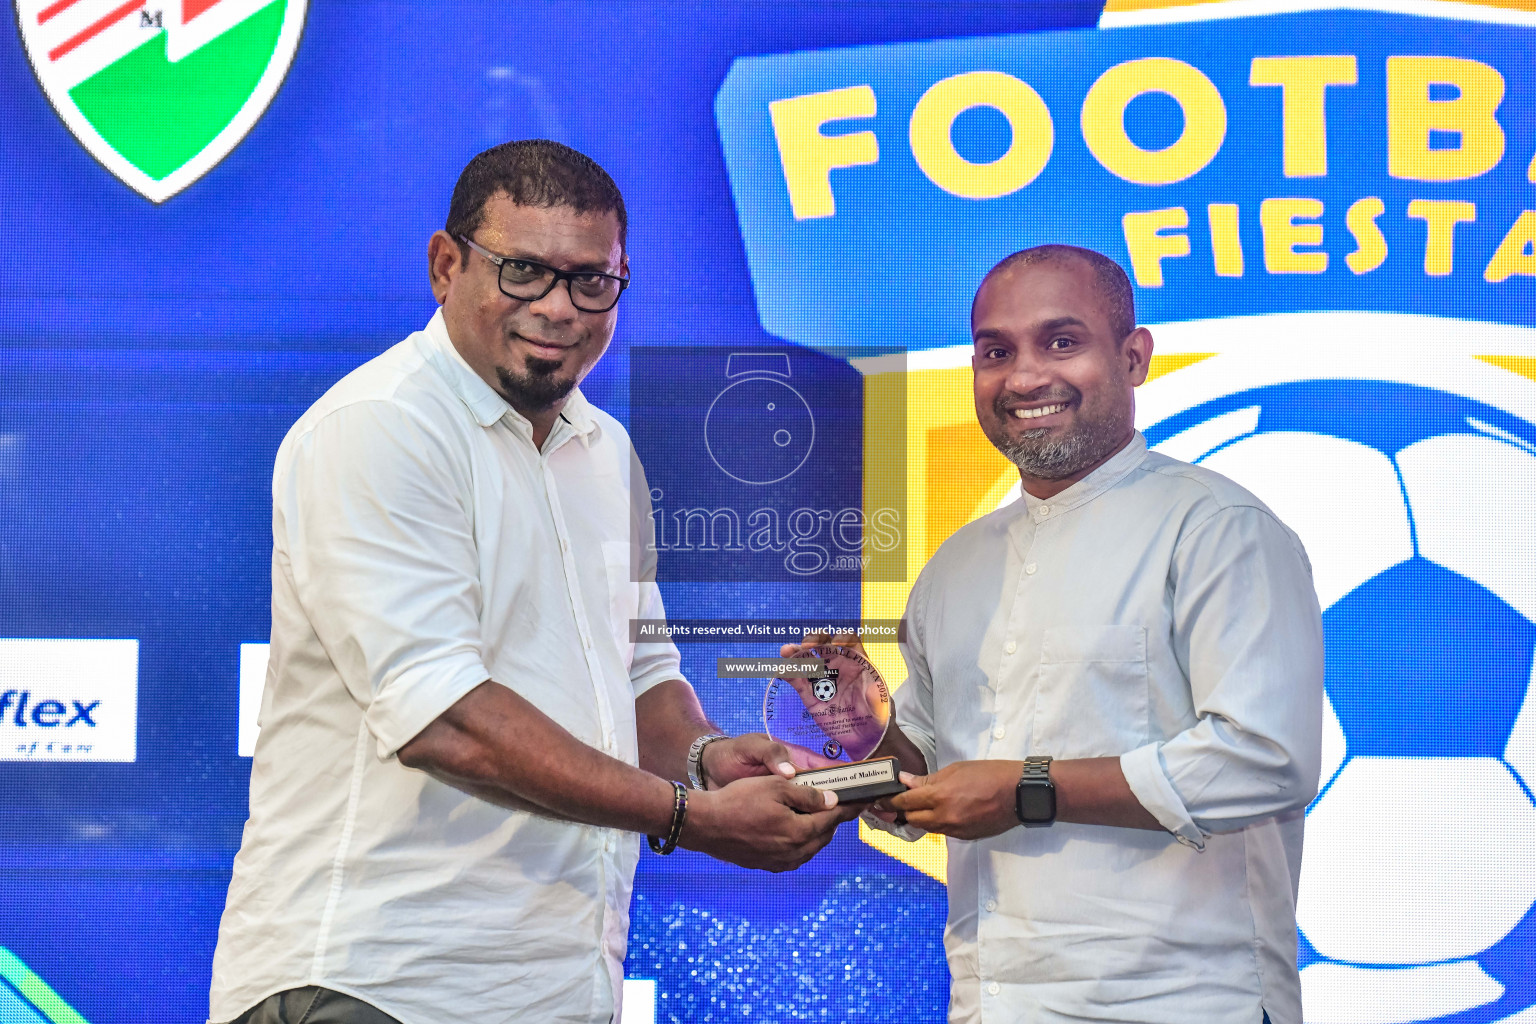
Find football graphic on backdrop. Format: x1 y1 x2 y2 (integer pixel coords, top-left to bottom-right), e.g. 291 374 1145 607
1138 339 1536 1024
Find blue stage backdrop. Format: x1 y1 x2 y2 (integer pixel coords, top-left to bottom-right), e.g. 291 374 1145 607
2 2 1534 1022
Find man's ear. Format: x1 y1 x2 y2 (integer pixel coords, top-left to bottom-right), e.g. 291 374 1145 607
1123 326 1154 387
427 230 464 305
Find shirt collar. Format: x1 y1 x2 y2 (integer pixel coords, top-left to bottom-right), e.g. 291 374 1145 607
419 308 600 444
556 387 599 441
1019 431 1149 515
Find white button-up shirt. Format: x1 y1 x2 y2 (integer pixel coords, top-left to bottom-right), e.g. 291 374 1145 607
897 434 1324 1024
210 311 681 1024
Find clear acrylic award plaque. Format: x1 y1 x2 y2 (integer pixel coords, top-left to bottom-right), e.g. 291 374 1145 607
763 644 902 800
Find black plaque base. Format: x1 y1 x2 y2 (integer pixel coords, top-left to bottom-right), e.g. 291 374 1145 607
791 756 904 802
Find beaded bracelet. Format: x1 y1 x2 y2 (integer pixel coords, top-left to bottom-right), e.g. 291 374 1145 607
647 780 688 855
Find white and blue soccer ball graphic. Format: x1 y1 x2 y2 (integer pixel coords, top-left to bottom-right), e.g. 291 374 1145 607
1136 342 1536 1024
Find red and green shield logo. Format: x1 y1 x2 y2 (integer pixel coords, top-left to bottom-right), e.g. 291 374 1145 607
16 0 306 202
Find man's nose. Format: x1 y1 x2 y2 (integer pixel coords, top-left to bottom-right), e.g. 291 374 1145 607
1004 350 1053 394
526 278 580 322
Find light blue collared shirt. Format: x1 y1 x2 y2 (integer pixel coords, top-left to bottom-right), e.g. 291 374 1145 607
896 432 1324 1024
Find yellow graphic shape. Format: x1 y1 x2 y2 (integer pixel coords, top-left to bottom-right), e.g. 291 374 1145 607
858 351 1213 882
1145 351 1215 382
1475 355 1536 382
861 363 970 883
1104 0 1244 9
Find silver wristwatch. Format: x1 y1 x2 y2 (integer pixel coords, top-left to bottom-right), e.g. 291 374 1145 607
686 733 730 791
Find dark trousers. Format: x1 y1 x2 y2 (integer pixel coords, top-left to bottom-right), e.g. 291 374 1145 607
221 988 402 1024
224 986 1265 1023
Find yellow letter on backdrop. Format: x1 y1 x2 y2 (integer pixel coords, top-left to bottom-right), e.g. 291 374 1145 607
1082 58 1226 185
1387 56 1505 181
909 71 1054 199
769 85 880 219
1345 197 1388 275
1485 211 1536 283
1262 198 1328 274
1123 207 1191 286
1207 203 1244 277
1407 199 1477 276
1249 56 1358 177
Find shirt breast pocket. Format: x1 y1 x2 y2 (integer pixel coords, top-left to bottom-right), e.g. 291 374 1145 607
602 540 641 669
1033 624 1149 758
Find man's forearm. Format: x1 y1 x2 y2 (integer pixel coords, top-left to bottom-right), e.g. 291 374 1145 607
1052 756 1163 830
398 678 850 874
634 679 717 783
399 680 678 836
892 754 1161 839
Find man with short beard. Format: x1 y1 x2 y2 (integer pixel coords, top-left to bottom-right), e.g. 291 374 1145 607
873 245 1325 1023
208 141 851 1024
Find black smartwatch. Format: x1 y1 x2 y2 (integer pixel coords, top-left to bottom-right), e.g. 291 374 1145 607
1015 755 1056 828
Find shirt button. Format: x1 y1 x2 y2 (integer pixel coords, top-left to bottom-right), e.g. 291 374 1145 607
984 899 998 912
1038 505 1050 517
559 537 569 552
1025 563 1037 575
582 635 593 649
1004 640 1018 655
987 981 1001 996
992 725 1005 740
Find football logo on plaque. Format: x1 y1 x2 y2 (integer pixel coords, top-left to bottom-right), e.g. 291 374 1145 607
812 672 838 702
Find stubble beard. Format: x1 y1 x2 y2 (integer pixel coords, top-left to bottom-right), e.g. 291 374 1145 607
985 387 1132 480
495 356 577 413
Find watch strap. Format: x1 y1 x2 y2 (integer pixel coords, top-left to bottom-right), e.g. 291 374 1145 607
1020 755 1052 785
1016 755 1056 827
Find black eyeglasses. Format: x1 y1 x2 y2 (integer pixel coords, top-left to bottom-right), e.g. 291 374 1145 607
459 235 630 313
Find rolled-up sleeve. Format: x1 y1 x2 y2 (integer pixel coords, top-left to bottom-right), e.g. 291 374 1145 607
628 579 683 696
278 402 490 759
1120 505 1325 849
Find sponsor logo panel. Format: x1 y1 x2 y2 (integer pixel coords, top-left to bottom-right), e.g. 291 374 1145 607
0 639 137 762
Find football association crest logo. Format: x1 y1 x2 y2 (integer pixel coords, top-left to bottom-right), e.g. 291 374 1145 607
15 0 306 202
812 670 838 702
